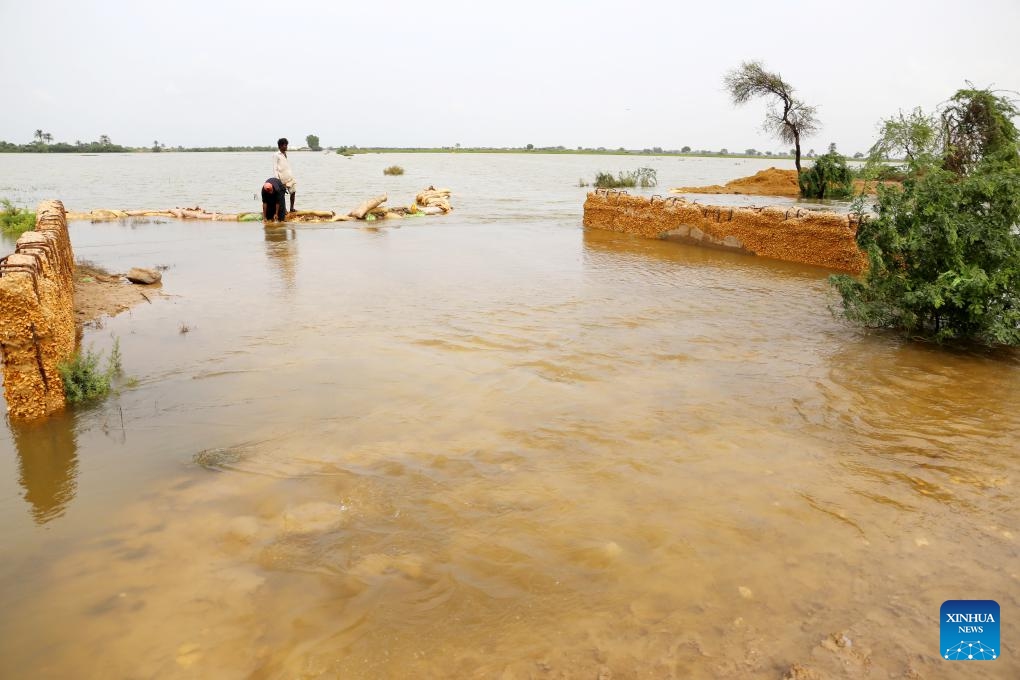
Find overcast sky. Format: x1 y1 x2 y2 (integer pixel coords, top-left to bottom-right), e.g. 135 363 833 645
2 0 1018 154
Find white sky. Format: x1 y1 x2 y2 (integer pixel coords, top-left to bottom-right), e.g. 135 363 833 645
2 0 1018 154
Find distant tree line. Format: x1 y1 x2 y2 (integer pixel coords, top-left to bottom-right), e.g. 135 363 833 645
0 131 281 153
1 131 129 153
0 132 862 158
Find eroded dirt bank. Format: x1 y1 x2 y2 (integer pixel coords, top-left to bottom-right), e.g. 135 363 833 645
73 263 162 326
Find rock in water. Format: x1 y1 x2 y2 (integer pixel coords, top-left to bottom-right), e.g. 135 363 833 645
126 267 161 285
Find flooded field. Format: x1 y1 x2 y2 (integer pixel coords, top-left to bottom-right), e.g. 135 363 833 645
0 154 1017 678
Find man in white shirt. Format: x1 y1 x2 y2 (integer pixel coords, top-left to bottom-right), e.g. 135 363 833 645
274 138 297 212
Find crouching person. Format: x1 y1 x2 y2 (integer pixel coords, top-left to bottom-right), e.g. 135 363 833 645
261 178 287 222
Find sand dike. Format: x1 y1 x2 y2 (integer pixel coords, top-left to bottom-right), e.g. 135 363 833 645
0 201 77 419
583 189 867 273
64 187 454 224
671 167 898 198
672 167 801 197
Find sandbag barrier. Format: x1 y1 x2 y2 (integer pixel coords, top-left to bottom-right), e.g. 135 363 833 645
583 192 867 273
64 186 454 224
0 201 76 419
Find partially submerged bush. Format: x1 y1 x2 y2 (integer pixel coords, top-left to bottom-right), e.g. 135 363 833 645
1 199 35 235
831 88 1020 346
635 167 658 187
594 172 635 188
383 165 404 176
798 145 852 199
58 339 123 405
594 168 657 189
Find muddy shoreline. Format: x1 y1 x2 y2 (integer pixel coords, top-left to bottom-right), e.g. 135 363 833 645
73 263 162 326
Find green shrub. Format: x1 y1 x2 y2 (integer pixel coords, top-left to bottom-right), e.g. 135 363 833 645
1 199 35 235
594 168 658 189
830 88 1020 346
383 165 404 176
58 339 123 404
798 145 853 199
594 171 634 188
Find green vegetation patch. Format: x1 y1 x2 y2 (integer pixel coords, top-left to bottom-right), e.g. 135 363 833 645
1 199 36 235
58 339 123 405
383 165 405 176
799 145 853 199
831 87 1020 346
594 167 657 189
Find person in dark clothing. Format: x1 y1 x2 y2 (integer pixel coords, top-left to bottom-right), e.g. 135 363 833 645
261 177 287 222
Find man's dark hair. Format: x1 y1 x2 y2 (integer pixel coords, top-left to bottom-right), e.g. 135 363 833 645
278 138 288 148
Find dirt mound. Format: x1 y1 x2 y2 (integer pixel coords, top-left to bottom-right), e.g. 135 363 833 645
672 167 900 198
672 167 800 197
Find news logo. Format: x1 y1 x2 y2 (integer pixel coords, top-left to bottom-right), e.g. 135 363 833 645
941 600 999 661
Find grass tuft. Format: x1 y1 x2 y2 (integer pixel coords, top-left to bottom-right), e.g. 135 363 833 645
383 165 405 176
1 198 36 235
58 339 123 405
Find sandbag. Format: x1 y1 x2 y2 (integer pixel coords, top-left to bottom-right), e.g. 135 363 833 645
350 194 387 219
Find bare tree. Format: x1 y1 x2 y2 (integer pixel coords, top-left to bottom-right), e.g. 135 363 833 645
724 61 819 173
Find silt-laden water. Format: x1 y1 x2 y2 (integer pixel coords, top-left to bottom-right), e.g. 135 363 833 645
0 153 1016 678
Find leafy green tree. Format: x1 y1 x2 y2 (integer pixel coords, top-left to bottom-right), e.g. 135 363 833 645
941 87 1020 175
799 143 852 199
306 134 321 151
831 88 1020 346
867 107 941 167
681 145 691 153
34 129 43 143
724 60 819 173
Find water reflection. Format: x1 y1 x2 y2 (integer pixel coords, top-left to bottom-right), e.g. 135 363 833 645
10 411 79 524
264 225 297 291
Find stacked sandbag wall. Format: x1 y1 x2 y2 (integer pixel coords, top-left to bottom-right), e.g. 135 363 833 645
582 190 867 273
0 201 76 419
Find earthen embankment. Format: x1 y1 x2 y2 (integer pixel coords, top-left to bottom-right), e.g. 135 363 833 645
0 201 77 419
582 190 867 273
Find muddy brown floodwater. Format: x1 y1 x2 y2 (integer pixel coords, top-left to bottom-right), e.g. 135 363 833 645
0 154 1017 679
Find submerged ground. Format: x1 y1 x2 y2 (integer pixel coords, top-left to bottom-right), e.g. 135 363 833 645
0 153 1016 678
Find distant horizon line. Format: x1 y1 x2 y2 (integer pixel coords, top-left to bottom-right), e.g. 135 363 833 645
1 142 874 160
